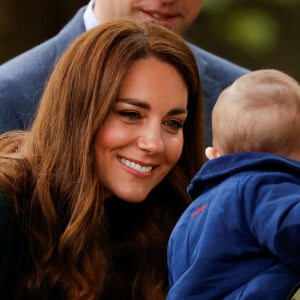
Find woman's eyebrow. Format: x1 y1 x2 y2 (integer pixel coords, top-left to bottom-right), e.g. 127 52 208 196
167 108 188 116
116 98 150 110
116 98 187 115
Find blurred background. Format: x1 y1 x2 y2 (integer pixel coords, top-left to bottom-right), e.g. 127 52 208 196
0 0 299 80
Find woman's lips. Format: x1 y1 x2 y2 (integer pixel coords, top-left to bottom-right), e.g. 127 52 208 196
119 156 155 174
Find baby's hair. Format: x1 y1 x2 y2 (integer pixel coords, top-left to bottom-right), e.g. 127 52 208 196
212 69 300 157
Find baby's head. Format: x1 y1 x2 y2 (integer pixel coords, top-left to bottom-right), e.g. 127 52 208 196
206 69 300 160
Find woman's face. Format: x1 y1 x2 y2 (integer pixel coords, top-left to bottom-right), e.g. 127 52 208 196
95 57 188 203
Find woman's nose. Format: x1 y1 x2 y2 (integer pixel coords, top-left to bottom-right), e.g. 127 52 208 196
136 128 164 155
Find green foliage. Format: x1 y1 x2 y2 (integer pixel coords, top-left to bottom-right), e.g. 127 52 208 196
202 0 234 12
187 0 300 80
201 0 297 56
224 9 279 56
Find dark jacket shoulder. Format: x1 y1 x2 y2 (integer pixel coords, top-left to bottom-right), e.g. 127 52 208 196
0 7 86 133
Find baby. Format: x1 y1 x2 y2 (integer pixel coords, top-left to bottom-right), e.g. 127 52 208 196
167 69 300 300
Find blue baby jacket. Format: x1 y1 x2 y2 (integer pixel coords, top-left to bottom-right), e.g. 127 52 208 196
168 152 300 299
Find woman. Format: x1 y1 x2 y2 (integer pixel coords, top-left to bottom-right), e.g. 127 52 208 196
0 18 204 299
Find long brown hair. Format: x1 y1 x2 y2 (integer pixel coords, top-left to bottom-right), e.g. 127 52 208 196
0 18 204 299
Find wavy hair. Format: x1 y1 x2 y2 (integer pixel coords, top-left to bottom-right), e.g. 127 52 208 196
0 18 204 299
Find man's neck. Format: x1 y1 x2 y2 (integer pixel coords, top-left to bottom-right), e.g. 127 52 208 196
83 0 100 31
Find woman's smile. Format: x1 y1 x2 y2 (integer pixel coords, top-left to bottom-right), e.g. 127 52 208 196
119 156 155 174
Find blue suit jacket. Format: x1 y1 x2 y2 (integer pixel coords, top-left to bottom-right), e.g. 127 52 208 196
0 6 248 146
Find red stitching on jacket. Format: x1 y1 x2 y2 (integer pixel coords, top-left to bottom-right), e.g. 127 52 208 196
192 204 207 218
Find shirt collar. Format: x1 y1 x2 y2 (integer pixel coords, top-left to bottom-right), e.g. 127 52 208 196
83 0 100 31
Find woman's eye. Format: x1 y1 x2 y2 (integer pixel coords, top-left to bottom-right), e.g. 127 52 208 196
165 119 183 130
119 110 140 120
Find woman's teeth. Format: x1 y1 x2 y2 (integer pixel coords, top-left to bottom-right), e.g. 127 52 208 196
121 158 153 173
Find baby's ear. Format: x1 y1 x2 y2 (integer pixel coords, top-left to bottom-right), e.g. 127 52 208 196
205 147 220 160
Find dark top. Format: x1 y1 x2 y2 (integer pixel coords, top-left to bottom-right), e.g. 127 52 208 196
0 190 17 299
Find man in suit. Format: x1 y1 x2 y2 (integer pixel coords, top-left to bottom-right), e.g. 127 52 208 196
0 0 248 146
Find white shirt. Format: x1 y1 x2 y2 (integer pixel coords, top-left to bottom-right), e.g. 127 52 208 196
83 0 100 31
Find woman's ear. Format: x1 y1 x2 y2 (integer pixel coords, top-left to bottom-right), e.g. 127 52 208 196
205 147 220 160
